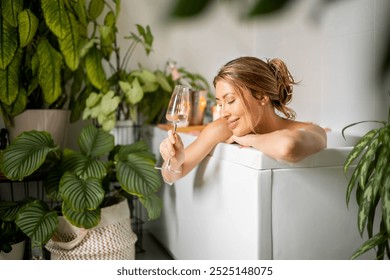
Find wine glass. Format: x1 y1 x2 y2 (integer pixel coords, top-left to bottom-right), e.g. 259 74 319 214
155 84 190 173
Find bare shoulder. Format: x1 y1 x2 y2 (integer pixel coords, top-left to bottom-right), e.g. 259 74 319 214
287 120 327 147
287 120 326 134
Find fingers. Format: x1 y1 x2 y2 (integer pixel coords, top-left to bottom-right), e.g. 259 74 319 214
159 130 184 161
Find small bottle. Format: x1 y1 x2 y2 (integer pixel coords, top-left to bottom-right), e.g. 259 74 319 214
31 240 45 260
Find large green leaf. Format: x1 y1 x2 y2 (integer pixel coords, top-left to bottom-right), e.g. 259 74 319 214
116 153 160 198
351 231 388 259
18 9 39 48
0 130 59 181
0 17 18 70
357 138 379 189
62 150 107 179
62 201 101 229
44 168 63 201
139 193 162 220
0 48 22 106
115 141 156 162
37 38 63 105
15 200 58 244
381 165 390 236
0 200 28 222
344 128 379 174
78 124 114 157
60 172 105 212
58 12 80 71
1 0 23 27
85 45 106 90
357 178 378 235
41 0 70 40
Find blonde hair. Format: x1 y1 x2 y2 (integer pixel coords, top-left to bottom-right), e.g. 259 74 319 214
213 56 297 125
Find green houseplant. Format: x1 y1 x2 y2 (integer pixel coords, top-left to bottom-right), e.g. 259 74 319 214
0 200 28 257
0 0 90 126
342 105 390 259
0 124 161 249
0 0 159 129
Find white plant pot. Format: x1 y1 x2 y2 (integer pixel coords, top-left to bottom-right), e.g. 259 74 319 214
111 120 136 145
7 109 70 147
0 240 25 260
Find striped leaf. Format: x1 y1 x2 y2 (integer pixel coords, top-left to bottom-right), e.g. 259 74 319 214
357 138 379 189
357 178 377 235
0 130 58 181
115 141 156 162
116 153 160 197
44 168 63 201
15 200 58 244
139 193 162 220
62 150 107 180
78 124 114 157
344 128 379 174
351 231 388 259
381 167 390 236
62 201 101 229
59 172 105 212
0 200 26 222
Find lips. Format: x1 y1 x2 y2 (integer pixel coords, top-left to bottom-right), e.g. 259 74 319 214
227 118 239 130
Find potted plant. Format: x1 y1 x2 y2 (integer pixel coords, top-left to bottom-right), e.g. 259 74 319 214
0 0 157 143
0 0 89 126
342 105 390 259
0 124 161 259
0 201 28 259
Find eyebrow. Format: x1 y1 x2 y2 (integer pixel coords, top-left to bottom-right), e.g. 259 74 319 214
215 92 234 101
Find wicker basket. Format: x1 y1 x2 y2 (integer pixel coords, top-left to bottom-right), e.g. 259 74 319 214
45 199 137 260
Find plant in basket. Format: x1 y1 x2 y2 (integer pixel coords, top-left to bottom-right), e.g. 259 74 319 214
0 124 161 259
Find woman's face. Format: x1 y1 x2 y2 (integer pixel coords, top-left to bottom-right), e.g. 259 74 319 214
215 80 256 136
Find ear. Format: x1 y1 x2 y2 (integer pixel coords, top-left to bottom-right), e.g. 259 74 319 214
260 95 270 105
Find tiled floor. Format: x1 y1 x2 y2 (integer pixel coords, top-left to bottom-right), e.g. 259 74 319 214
135 230 173 260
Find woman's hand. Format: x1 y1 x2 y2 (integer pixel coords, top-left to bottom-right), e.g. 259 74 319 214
159 129 185 168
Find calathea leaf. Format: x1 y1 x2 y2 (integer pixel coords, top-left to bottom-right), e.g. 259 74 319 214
0 130 59 181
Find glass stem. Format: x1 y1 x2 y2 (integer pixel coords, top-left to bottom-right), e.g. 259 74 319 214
166 122 177 169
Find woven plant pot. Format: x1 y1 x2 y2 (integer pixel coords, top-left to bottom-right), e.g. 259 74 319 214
45 199 137 260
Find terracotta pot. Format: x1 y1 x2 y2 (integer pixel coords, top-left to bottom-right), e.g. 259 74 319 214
7 109 70 147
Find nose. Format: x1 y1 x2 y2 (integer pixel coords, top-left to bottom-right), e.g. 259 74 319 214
220 103 230 119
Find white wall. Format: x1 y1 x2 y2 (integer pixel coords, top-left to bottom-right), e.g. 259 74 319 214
1 0 388 141
118 0 390 136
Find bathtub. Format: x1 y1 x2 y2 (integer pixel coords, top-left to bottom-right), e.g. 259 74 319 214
148 126 376 260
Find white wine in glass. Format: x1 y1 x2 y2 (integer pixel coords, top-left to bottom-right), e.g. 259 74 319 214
155 84 190 173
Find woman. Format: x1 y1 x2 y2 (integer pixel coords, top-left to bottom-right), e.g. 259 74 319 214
159 56 327 184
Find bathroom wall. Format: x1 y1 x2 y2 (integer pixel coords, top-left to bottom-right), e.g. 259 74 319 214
118 0 390 136
1 0 388 140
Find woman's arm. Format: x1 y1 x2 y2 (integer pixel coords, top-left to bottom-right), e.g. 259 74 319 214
160 118 232 184
228 123 327 163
